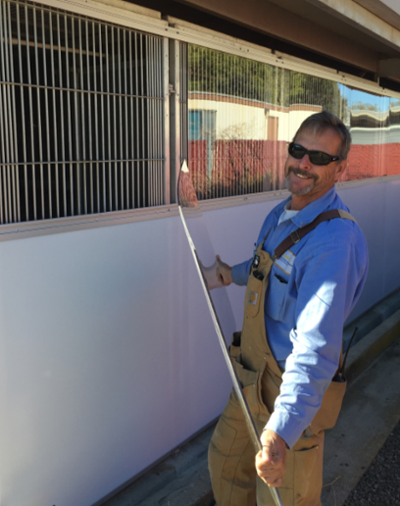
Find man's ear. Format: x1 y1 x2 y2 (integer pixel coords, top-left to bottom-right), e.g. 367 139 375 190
336 159 347 180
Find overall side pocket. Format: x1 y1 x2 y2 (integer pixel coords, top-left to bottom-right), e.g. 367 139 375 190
309 377 347 435
229 339 269 418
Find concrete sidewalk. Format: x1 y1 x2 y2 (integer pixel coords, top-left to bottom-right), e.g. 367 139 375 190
98 304 400 506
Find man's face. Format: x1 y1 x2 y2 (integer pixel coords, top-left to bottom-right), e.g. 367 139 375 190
284 128 347 208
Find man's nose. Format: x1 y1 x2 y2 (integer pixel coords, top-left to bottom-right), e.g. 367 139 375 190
298 154 312 170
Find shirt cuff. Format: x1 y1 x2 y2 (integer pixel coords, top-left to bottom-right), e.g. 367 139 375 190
265 409 306 449
231 264 245 285
231 260 251 285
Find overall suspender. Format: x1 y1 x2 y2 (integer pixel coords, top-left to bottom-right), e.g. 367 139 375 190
272 209 356 260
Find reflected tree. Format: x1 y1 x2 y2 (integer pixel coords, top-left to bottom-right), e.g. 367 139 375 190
189 45 343 110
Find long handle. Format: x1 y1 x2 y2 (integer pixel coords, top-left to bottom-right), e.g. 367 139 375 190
178 206 283 506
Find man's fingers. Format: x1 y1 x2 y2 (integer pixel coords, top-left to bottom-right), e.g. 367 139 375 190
257 464 283 488
269 477 283 488
215 259 223 283
215 255 223 283
263 445 280 463
258 443 281 468
256 433 286 487
256 449 279 472
215 255 232 285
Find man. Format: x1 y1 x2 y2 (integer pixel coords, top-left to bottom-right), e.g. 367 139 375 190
209 111 369 505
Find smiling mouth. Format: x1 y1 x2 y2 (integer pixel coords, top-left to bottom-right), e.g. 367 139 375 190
289 168 316 181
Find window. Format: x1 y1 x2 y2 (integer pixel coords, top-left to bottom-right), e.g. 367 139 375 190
187 44 400 201
0 0 165 225
1 3 400 226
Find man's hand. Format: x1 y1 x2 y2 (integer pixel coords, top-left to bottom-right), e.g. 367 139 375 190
216 255 233 286
256 429 287 487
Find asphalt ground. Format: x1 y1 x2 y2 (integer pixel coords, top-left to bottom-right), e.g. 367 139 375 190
343 419 400 506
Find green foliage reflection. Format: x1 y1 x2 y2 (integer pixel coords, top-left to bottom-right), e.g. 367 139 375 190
188 45 342 111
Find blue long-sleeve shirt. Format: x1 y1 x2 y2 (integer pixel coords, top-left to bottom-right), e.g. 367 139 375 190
231 187 369 448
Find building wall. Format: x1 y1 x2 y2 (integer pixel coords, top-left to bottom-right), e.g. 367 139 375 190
0 176 399 506
188 96 317 141
1 0 400 504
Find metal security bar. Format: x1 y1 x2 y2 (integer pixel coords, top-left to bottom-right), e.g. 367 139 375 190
179 42 188 166
0 0 165 225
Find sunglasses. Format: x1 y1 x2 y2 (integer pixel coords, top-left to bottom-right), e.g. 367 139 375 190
288 142 341 166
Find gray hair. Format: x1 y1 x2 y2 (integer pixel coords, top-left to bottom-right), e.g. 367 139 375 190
294 110 352 160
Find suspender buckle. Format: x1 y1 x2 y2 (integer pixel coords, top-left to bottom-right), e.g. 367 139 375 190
252 254 260 268
290 230 301 244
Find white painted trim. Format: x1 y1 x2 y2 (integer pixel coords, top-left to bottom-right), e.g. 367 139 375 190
336 174 400 190
0 205 179 242
166 17 400 100
198 175 400 212
3 175 398 241
30 0 400 99
36 0 170 36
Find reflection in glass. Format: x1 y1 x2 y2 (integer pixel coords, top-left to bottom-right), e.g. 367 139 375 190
343 92 399 181
187 45 400 200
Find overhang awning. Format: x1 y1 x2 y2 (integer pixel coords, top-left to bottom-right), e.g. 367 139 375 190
174 0 400 84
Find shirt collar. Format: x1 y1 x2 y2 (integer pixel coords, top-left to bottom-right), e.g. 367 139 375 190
286 186 337 228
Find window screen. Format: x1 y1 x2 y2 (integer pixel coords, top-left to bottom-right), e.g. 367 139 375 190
0 0 165 225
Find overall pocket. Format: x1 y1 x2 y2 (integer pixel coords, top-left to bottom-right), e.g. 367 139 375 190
265 271 288 321
293 443 323 504
309 377 347 434
230 347 269 418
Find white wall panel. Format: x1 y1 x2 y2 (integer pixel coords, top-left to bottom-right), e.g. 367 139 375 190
0 219 232 506
338 178 400 315
0 178 398 505
204 179 400 325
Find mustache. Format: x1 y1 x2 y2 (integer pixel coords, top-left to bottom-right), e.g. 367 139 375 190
287 166 317 180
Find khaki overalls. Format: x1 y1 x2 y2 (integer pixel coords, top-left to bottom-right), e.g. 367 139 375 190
209 211 350 506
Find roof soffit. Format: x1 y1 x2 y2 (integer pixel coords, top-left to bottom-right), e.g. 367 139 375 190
353 0 400 31
266 0 400 53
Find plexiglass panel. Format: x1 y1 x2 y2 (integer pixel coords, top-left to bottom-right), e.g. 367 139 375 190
343 89 400 181
187 45 400 200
